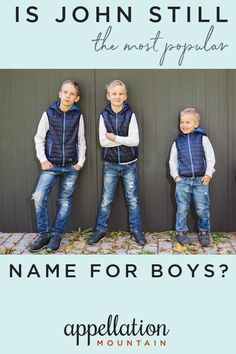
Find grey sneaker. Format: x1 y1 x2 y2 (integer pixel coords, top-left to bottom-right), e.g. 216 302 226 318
131 230 146 246
47 234 62 252
176 231 191 245
198 232 211 246
28 234 50 252
88 231 106 245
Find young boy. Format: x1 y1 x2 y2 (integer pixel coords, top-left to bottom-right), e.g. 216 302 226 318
169 107 215 246
88 80 146 246
29 80 86 252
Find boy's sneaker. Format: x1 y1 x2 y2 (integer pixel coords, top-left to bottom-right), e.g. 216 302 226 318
28 234 50 252
176 231 191 245
88 231 106 245
131 230 146 246
198 232 211 246
47 234 62 252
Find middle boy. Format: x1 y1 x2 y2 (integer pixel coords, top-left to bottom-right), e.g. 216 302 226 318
89 80 146 246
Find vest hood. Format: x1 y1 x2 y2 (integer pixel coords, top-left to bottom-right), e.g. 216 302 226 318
103 102 131 115
49 100 80 113
180 127 207 136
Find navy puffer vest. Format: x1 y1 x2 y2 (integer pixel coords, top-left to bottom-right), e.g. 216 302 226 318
102 103 138 163
45 101 81 165
175 128 206 177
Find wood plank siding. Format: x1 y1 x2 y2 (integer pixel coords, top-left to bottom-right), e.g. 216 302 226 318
0 70 234 232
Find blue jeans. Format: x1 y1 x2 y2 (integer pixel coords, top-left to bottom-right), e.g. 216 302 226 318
96 161 142 233
175 177 210 233
32 165 79 236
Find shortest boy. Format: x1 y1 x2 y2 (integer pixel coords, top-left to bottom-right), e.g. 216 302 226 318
29 80 86 252
169 107 215 246
89 80 146 246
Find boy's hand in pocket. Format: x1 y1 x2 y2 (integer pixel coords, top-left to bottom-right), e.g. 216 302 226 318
41 161 53 170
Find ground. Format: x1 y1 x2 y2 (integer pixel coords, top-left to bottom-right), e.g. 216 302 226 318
0 230 236 255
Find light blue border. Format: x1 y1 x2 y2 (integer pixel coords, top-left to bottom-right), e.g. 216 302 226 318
0 255 234 353
0 0 235 68
0 1 235 354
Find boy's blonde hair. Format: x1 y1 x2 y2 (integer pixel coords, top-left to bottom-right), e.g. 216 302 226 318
106 80 127 94
180 107 200 123
60 80 80 96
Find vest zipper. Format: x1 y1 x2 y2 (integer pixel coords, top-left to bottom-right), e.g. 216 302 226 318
104 148 108 158
116 113 120 163
187 134 195 177
49 142 52 157
76 143 78 160
62 112 66 166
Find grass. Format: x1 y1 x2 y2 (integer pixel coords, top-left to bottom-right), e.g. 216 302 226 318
65 227 93 241
211 231 229 243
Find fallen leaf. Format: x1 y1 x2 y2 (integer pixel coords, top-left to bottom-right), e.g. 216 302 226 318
173 243 188 253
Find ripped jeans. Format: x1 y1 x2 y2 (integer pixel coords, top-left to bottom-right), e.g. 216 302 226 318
95 161 142 233
32 165 79 236
175 177 210 233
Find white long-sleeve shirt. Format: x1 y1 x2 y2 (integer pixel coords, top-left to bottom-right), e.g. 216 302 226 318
99 112 139 164
169 136 215 179
34 112 86 167
99 112 139 147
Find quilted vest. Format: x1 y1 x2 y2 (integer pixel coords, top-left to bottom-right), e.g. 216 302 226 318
102 103 138 163
45 101 81 165
175 129 206 177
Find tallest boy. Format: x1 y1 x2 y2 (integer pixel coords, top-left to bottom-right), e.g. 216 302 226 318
30 80 86 252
